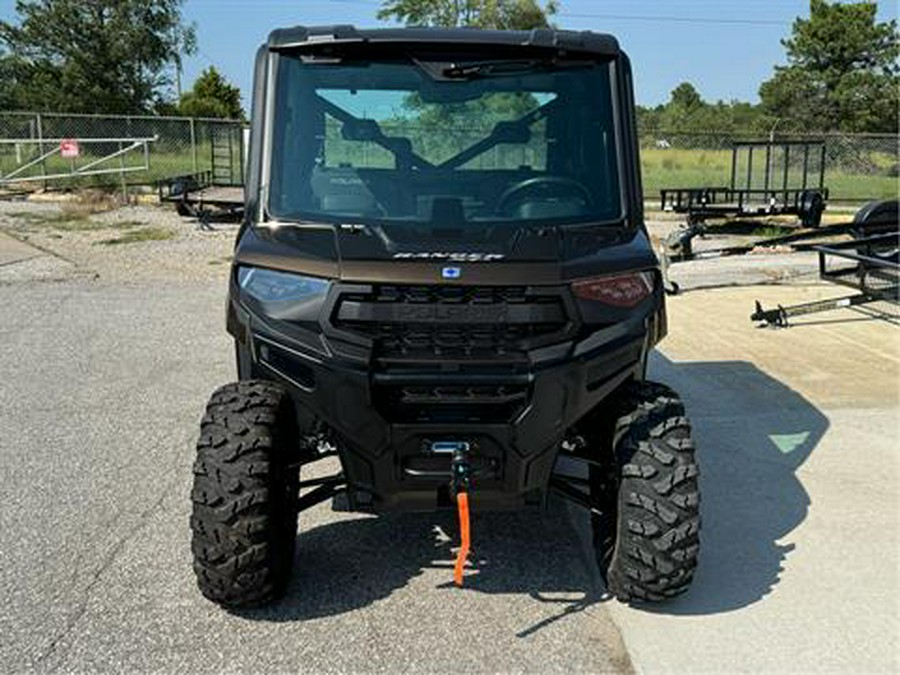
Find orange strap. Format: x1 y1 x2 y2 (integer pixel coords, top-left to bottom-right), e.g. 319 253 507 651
453 491 471 587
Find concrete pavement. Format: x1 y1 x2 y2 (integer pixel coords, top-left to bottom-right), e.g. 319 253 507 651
0 231 42 266
0 231 73 283
598 284 899 674
0 280 630 674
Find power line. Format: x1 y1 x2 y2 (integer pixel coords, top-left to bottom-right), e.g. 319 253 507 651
558 13 787 26
190 0 792 27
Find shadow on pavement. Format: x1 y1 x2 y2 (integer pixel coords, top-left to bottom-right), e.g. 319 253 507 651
644 353 829 615
237 351 828 623
237 506 607 632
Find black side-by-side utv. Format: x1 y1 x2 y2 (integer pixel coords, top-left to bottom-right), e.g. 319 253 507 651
190 25 701 607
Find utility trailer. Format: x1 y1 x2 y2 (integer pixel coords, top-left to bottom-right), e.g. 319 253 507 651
158 169 245 220
752 200 899 327
158 124 246 220
661 140 829 228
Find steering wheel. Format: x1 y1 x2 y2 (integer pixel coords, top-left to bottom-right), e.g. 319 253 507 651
497 176 593 216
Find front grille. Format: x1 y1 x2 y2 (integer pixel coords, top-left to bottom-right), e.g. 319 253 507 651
333 284 570 363
331 283 572 424
367 324 552 363
384 383 529 423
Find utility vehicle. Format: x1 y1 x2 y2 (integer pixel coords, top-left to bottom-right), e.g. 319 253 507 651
191 25 701 607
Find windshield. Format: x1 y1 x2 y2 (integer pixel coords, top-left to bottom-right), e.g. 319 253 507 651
267 54 622 231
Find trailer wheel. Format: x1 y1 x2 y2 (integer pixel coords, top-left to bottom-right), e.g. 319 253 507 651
190 381 302 608
800 191 825 228
175 199 195 218
588 381 701 602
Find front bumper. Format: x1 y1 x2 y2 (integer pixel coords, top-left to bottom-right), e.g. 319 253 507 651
227 281 660 512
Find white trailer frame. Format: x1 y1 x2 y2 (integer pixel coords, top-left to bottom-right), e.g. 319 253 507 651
0 136 156 185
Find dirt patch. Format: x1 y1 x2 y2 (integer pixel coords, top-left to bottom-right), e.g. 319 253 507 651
96 227 175 246
0 199 235 284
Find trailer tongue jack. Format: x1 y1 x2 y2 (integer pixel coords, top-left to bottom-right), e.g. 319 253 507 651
751 229 899 327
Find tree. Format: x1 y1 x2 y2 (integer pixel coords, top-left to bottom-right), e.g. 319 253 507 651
0 50 19 109
177 67 244 120
376 0 559 163
669 83 703 112
377 0 558 30
637 83 766 134
0 0 196 114
759 0 899 133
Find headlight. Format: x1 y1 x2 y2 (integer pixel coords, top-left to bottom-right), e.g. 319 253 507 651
237 266 331 322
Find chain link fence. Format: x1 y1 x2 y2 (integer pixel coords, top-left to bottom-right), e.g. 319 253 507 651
0 111 245 190
0 111 896 203
640 129 898 203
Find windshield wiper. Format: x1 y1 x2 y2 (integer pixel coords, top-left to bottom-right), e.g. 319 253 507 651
441 58 593 79
442 59 539 78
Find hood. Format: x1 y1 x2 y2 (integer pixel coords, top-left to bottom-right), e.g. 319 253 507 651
234 221 658 285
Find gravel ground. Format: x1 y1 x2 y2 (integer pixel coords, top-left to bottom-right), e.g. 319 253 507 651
0 196 837 291
0 197 235 284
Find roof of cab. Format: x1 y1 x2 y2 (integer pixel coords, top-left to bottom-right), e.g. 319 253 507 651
266 25 620 56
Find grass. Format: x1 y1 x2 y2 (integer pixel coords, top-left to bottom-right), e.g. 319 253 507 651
2 141 895 202
111 220 148 229
6 209 105 231
641 147 898 203
752 225 797 238
4 190 137 232
0 141 239 190
95 227 175 246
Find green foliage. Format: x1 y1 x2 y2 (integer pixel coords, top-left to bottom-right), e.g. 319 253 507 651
640 147 898 202
377 0 558 29
386 91 547 166
759 0 899 133
0 0 195 114
670 83 702 111
637 83 766 134
371 0 559 164
177 67 245 120
0 51 19 109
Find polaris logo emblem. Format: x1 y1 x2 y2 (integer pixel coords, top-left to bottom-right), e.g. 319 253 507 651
393 252 505 262
392 304 505 322
442 266 461 280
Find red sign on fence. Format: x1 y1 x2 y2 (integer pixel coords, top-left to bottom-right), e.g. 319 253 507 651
60 138 80 159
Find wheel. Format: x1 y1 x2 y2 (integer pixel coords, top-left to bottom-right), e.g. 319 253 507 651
175 199 194 218
586 380 701 602
853 199 898 237
191 380 302 608
800 191 825 228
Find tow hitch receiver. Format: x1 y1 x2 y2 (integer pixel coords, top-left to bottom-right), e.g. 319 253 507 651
448 443 473 587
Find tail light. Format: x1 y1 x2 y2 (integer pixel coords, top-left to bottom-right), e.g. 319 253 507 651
571 272 655 307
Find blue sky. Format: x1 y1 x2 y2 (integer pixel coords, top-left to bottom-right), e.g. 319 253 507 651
1 0 897 108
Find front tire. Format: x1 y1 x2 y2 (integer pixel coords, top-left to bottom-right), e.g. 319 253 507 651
588 381 701 602
190 381 301 608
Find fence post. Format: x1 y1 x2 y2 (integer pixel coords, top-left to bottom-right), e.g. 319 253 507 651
36 112 47 189
190 118 198 175
119 140 128 203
